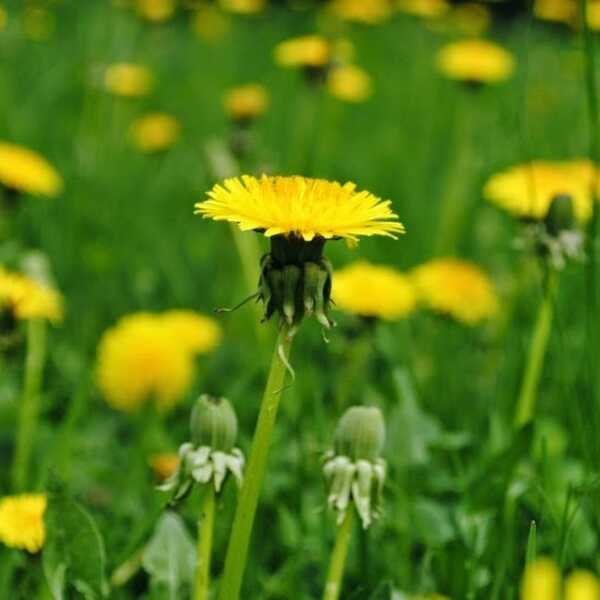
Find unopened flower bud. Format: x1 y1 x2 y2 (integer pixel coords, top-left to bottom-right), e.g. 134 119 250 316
545 194 575 237
333 406 385 462
190 395 238 453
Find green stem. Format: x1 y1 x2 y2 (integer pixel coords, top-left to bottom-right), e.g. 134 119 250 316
514 271 557 428
11 319 47 492
194 486 216 600
217 326 293 600
322 509 355 600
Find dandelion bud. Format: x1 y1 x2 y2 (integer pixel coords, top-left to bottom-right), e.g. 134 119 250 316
545 194 576 237
323 405 387 529
191 395 238 452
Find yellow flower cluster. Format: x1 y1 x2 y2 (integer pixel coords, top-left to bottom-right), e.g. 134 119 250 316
0 494 46 553
274 35 331 69
484 160 597 223
326 0 393 24
0 142 63 198
411 258 498 325
327 65 373 103
104 63 154 98
195 175 404 242
436 39 515 84
129 113 181 153
96 311 221 413
0 268 63 322
333 261 416 320
223 84 270 121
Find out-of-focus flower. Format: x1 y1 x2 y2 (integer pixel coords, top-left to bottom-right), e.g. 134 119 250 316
326 0 392 24
0 5 7 31
135 0 176 22
327 65 373 103
534 0 575 24
564 570 600 600
274 35 331 69
333 261 416 320
0 494 46 553
521 558 561 600
104 63 154 98
411 258 498 325
436 39 515 84
0 142 63 198
398 0 449 18
483 160 596 223
129 113 181 153
223 84 269 122
190 4 230 41
218 0 266 14
195 175 404 243
22 7 55 41
149 453 181 481
159 310 222 355
0 268 63 323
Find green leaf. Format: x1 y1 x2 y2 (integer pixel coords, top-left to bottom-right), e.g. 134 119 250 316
411 498 455 547
142 511 196 600
43 483 107 599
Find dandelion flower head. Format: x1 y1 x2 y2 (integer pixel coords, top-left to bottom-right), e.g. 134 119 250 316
223 84 269 121
219 0 266 14
135 0 176 21
159 310 222 355
327 65 373 103
104 63 154 97
326 0 393 24
564 570 600 600
129 113 181 153
520 558 561 600
274 35 331 68
0 494 46 553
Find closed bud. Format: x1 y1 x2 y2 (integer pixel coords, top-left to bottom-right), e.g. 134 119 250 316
545 194 575 236
334 406 385 462
191 395 238 452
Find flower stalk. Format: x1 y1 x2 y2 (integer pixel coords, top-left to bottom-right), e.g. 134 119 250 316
194 486 216 600
323 509 355 600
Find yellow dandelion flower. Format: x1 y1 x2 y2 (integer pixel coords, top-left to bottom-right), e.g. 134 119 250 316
104 63 154 98
534 0 575 24
327 0 392 24
135 0 176 21
483 160 596 222
565 571 600 600
159 310 222 355
398 0 449 18
96 313 195 413
0 142 63 198
190 4 230 41
274 35 331 69
521 558 561 600
585 1 600 29
327 65 373 103
129 113 181 153
0 267 63 323
194 175 404 242
149 452 180 480
223 84 269 122
0 494 46 553
218 0 266 14
411 258 498 325
333 261 416 320
436 39 515 84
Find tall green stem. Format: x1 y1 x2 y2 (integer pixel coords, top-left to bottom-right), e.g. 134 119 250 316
194 486 216 600
217 326 293 600
322 509 355 600
514 271 557 428
11 318 47 491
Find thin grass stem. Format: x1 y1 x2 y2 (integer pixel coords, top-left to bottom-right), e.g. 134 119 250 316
322 509 355 600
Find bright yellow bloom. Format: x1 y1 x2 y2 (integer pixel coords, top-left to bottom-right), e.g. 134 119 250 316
483 160 596 222
190 5 230 42
534 0 575 24
327 65 373 103
218 0 266 14
521 558 561 600
0 494 46 553
411 258 498 325
96 313 195 413
0 268 63 322
0 142 63 197
149 452 180 480
327 0 392 24
159 310 222 355
104 63 154 98
135 0 176 21
565 571 600 600
398 0 449 18
195 175 404 242
333 261 416 320
129 113 181 153
223 84 269 121
274 35 331 68
436 39 515 84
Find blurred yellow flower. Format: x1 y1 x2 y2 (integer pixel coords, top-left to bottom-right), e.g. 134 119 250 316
223 84 269 122
0 142 63 198
195 175 405 242
149 452 180 480
0 494 46 553
135 0 176 21
104 63 154 98
436 39 515 84
274 35 331 68
521 558 561 600
0 5 6 31
22 7 55 41
483 160 596 222
159 310 222 354
411 258 498 325
190 4 230 41
327 65 373 103
565 571 600 600
218 0 266 14
129 113 181 153
534 0 575 24
398 0 449 18
333 261 416 319
327 0 392 24
0 268 63 323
